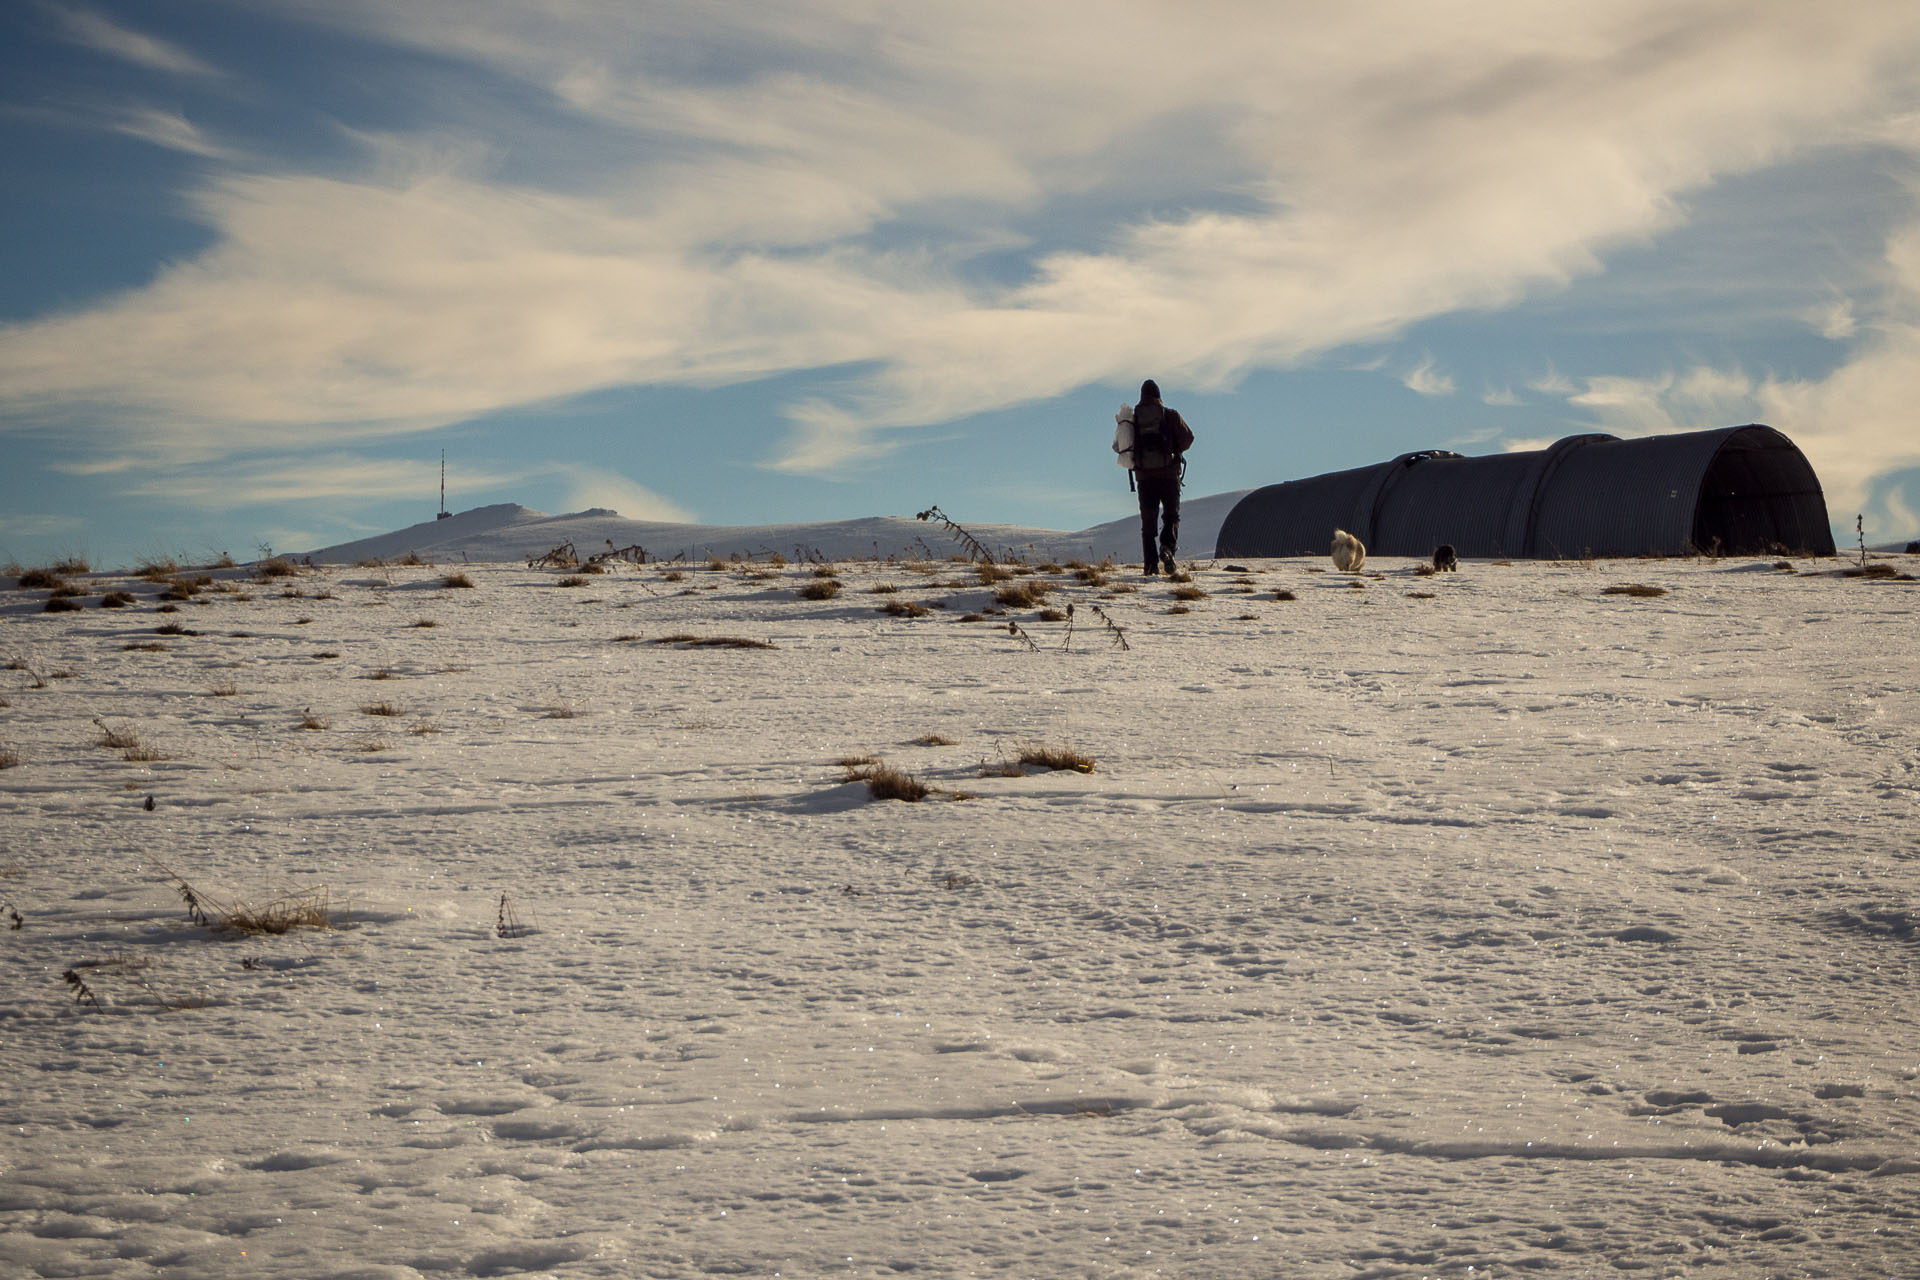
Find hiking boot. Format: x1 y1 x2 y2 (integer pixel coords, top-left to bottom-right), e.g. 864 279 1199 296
1160 552 1177 576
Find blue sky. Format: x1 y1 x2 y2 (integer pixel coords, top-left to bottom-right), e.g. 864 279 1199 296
4 1 1920 567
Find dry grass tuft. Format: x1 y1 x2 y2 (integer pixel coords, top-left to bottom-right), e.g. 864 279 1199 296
360 701 404 717
1842 563 1911 580
1166 604 1192 614
1602 583 1668 598
93 719 144 752
99 591 137 608
408 718 441 735
0 748 20 769
1171 585 1208 601
123 641 167 652
847 761 930 802
798 578 843 600
16 568 68 589
1037 607 1068 622
256 557 301 579
882 599 932 618
356 735 390 753
979 753 1024 778
544 702 581 719
44 596 85 613
364 667 397 680
649 634 777 649
1019 743 1096 773
206 679 240 697
408 618 438 628
556 574 589 587
915 733 957 747
299 711 331 730
994 580 1052 608
443 572 476 589
976 563 1014 585
169 870 333 935
1274 589 1297 601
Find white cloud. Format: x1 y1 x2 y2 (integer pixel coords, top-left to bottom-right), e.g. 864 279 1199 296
6 0 1920 512
1809 297 1858 340
1482 386 1522 406
50 5 222 78
1529 203 1920 525
1880 485 1919 542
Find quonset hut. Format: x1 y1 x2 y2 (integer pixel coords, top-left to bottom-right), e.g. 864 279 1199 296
1213 425 1835 560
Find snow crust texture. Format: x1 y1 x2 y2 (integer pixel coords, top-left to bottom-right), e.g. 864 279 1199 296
2 551 1917 1277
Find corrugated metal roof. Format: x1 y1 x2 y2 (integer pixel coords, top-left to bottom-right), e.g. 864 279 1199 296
1213 426 1835 559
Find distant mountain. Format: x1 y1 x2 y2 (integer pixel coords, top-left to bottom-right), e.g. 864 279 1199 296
302 491 1254 566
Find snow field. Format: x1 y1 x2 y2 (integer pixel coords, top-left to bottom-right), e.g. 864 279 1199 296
2 551 1917 1277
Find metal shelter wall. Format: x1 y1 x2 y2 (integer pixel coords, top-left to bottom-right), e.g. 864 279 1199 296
1213 425 1835 559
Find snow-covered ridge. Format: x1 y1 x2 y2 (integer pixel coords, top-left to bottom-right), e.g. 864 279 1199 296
302 492 1253 565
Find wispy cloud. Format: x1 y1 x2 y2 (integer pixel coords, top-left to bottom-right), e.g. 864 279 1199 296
110 107 229 159
0 511 84 537
118 454 522 507
48 455 140 476
557 465 697 523
49 4 223 78
1402 356 1456 397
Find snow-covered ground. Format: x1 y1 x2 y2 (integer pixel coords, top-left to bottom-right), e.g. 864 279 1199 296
2 543 1917 1278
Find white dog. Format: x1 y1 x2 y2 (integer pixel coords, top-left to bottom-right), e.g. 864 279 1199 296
1331 528 1366 572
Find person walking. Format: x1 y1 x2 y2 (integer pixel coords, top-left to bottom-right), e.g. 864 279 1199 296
1128 379 1193 576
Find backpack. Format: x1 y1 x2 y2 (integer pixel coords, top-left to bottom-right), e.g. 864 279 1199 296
1112 405 1135 468
1129 402 1191 473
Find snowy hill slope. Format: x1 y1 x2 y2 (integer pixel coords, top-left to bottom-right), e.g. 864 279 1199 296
303 491 1253 566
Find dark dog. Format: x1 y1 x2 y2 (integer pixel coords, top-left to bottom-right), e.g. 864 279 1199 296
1433 544 1458 572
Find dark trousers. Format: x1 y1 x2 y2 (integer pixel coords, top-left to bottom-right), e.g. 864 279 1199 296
1137 471 1181 570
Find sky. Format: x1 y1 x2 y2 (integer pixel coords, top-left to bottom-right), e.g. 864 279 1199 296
4 1 1920 568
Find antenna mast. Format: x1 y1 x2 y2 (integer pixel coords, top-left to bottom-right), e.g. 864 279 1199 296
437 449 450 520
